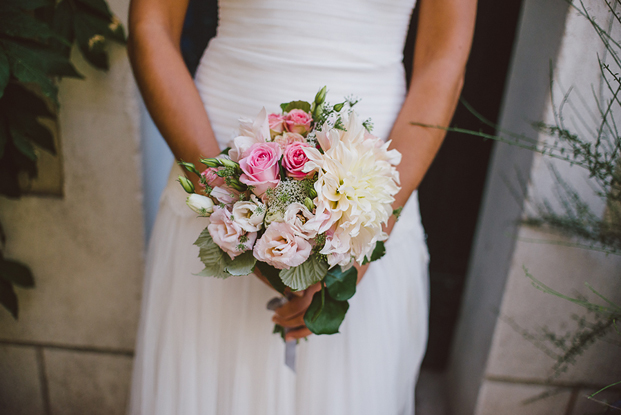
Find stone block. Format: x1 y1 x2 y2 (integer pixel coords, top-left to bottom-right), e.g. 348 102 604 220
485 227 621 386
475 380 572 415
0 345 45 415
44 349 133 415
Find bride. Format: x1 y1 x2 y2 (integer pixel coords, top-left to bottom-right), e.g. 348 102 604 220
127 0 476 414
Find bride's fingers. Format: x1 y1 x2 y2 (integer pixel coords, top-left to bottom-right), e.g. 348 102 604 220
285 326 312 342
272 313 305 328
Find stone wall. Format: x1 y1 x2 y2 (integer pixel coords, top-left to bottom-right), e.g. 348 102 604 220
0 0 144 413
449 1 621 414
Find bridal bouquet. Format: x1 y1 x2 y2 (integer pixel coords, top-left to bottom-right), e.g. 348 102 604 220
178 87 402 336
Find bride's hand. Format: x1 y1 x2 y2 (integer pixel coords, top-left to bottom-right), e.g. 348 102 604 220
272 262 370 341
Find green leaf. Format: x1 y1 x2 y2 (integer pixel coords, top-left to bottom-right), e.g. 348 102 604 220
279 255 328 291
0 9 69 45
304 289 349 335
10 114 55 155
74 12 108 70
9 126 37 160
362 241 386 265
223 250 256 276
0 258 34 287
2 83 55 118
1 0 53 11
272 323 286 341
0 50 9 99
0 278 18 319
76 0 113 19
0 117 8 160
325 265 357 301
256 261 286 294
194 228 231 279
281 100 311 114
51 0 75 56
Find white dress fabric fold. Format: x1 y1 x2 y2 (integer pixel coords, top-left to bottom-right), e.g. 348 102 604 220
129 0 430 414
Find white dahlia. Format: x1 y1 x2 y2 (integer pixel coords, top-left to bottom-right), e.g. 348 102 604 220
303 112 401 266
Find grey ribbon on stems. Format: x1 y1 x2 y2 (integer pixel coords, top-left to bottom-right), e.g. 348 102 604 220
266 295 297 372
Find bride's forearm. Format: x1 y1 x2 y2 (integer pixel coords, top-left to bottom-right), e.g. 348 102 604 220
386 0 477 235
128 2 221 183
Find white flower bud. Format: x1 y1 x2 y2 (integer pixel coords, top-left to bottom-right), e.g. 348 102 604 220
186 194 214 217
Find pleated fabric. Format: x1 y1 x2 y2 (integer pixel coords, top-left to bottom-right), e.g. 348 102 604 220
129 0 430 414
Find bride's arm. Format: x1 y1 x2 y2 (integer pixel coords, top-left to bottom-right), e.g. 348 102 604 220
386 0 477 234
128 0 221 187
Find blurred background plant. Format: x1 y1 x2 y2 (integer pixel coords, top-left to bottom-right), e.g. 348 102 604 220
0 0 125 319
419 0 621 410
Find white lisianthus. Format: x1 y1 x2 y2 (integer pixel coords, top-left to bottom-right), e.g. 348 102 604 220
283 202 317 239
231 195 266 232
186 194 215 217
303 112 400 265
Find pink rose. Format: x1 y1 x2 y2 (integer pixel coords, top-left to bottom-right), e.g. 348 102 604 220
210 186 240 206
208 207 257 259
268 113 285 138
273 132 305 151
253 222 312 269
201 167 225 188
239 142 282 196
282 142 312 179
285 109 312 135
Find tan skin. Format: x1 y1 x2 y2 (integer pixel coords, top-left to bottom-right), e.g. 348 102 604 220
128 0 477 342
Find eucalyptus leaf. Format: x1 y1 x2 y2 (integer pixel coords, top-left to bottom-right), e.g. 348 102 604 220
325 265 357 301
0 258 34 288
0 50 10 99
223 250 256 276
304 289 349 335
279 255 328 291
256 261 286 294
0 278 18 319
281 100 311 114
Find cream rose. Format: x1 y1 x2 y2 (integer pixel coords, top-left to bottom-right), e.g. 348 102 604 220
253 222 312 269
283 203 317 239
231 195 266 232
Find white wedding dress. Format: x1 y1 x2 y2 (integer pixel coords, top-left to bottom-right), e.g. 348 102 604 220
129 0 430 414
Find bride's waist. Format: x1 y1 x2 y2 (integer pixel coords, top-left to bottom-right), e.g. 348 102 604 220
203 36 405 71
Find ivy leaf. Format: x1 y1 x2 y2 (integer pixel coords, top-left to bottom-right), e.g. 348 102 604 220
0 50 10 99
9 126 37 161
0 278 18 319
279 255 328 292
0 258 34 288
362 241 386 265
256 261 286 294
304 288 349 335
280 100 311 114
223 250 256 276
0 8 69 45
194 227 231 279
325 265 357 301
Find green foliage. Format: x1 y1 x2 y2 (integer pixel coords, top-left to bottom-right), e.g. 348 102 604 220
280 100 311 113
362 241 386 265
304 285 349 335
256 261 286 295
324 265 357 301
279 254 328 292
0 0 125 319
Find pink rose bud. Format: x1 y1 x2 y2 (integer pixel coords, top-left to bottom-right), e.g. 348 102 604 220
268 113 285 138
284 109 312 135
282 142 312 179
239 142 282 196
201 167 226 188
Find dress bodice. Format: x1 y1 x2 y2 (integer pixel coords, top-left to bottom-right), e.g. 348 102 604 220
213 0 417 71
